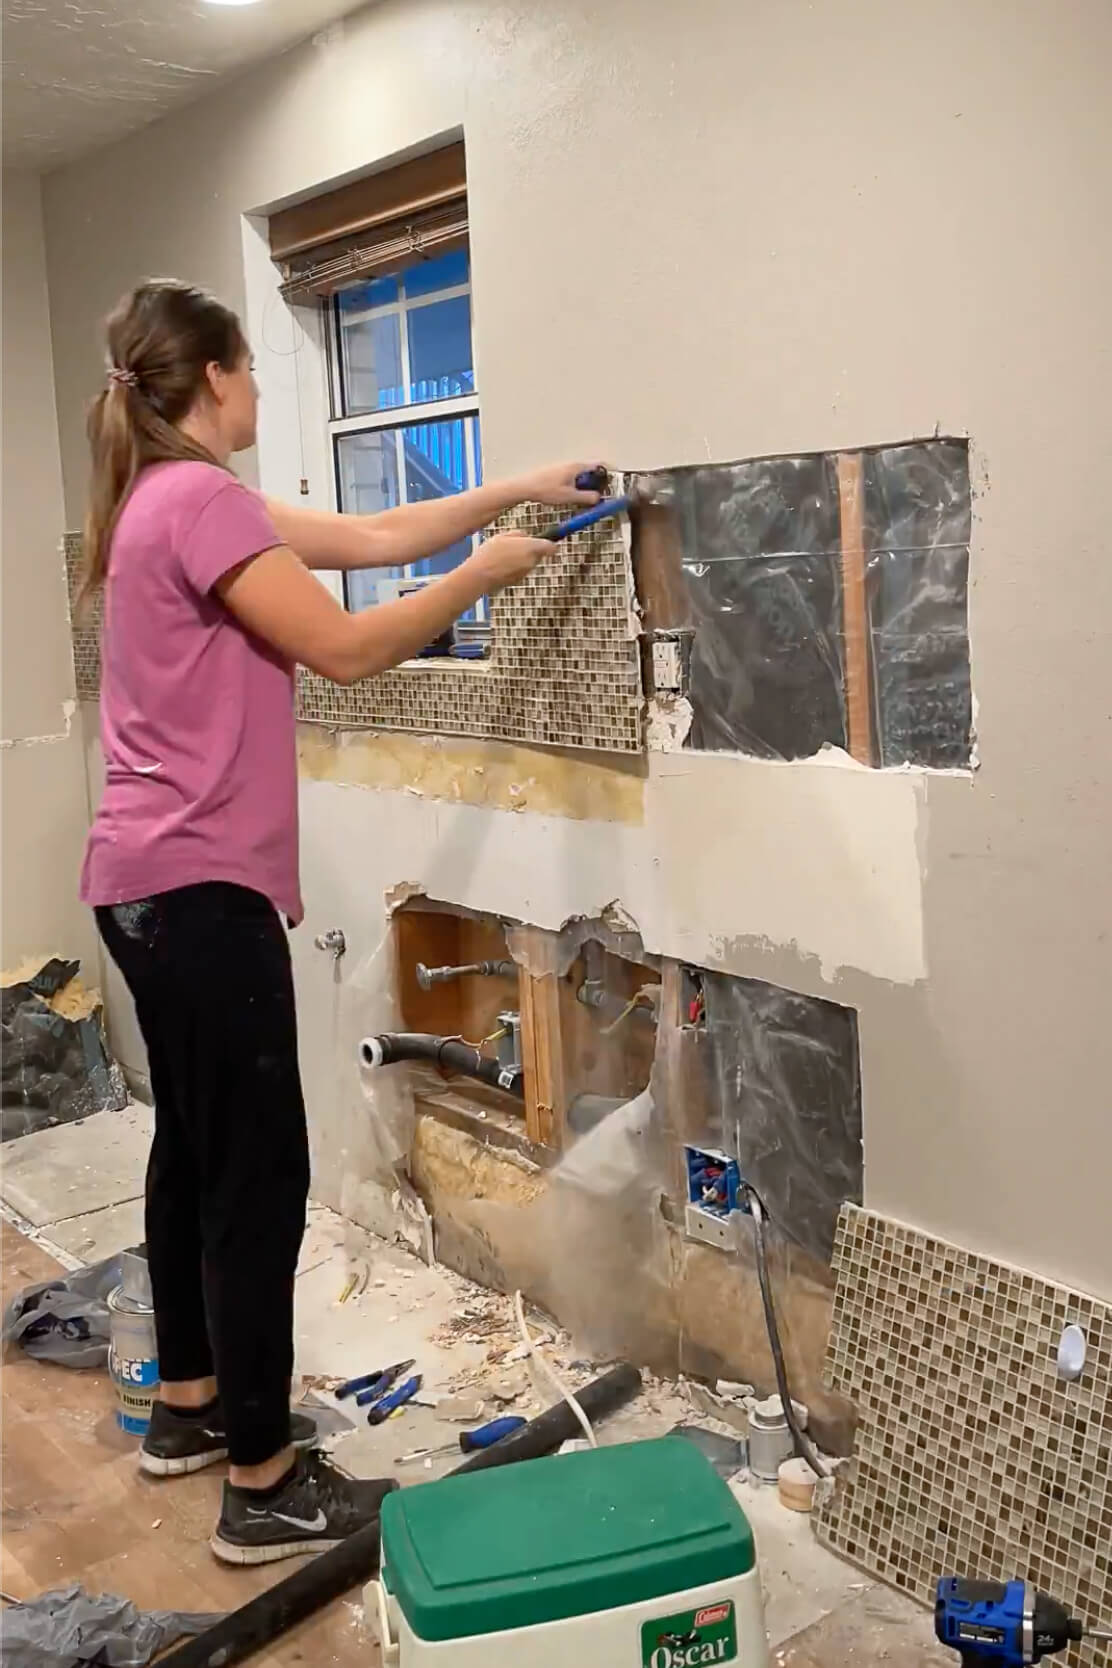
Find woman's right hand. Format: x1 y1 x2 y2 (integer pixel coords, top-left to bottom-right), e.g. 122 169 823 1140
470 532 554 593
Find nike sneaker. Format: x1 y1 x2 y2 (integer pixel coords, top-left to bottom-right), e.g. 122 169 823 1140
139 1400 318 1477
211 1449 396 1564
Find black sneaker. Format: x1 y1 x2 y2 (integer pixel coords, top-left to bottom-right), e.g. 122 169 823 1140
211 1450 397 1565
139 1400 318 1477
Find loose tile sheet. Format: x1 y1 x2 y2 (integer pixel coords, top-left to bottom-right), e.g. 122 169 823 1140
819 1204 1111 1667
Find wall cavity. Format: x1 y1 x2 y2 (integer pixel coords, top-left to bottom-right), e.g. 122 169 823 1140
637 439 973 771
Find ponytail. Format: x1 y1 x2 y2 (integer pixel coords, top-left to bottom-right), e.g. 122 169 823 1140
80 280 246 608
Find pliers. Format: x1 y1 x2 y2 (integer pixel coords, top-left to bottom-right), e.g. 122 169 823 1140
335 1358 415 1408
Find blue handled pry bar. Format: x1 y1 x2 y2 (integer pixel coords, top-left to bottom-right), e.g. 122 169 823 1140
540 496 632 542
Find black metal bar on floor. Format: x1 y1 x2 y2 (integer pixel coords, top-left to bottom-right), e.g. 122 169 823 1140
160 1363 643 1668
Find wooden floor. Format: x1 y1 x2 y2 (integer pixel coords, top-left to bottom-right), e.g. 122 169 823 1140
0 1219 373 1666
1 1216 938 1668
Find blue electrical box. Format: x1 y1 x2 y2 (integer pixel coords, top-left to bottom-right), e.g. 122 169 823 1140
685 1146 743 1218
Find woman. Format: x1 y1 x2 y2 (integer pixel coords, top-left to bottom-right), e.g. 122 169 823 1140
80 278 599 1564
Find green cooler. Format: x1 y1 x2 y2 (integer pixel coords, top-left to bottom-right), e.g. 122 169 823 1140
366 1437 770 1666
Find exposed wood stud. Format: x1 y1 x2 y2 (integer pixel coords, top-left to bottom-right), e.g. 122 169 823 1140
836 451 875 767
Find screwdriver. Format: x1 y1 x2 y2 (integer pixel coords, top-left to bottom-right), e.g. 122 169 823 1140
397 1415 527 1465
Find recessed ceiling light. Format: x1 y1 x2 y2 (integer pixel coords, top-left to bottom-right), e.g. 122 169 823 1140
203 0 266 7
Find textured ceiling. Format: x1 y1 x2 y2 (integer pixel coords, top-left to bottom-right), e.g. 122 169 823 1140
3 0 366 172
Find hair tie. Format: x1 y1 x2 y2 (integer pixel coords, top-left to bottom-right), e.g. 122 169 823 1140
107 366 140 389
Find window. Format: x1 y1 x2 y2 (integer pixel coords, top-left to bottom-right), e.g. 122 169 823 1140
325 247 484 618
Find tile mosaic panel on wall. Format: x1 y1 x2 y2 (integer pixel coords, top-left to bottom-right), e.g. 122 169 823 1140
819 1203 1111 1667
64 531 102 699
65 503 644 753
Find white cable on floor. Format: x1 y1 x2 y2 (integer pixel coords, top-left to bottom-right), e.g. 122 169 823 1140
513 1288 597 1448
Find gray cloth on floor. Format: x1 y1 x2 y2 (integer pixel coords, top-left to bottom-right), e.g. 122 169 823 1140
1 1252 134 1369
1 1583 221 1667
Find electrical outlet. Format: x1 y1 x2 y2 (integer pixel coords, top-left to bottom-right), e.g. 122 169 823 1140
647 628 694 695
652 639 683 692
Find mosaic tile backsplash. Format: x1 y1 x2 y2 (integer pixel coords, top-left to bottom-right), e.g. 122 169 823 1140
65 503 644 753
65 532 102 699
819 1204 1111 1667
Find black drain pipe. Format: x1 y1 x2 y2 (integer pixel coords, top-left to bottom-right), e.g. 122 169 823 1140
160 1363 642 1668
361 1032 524 1098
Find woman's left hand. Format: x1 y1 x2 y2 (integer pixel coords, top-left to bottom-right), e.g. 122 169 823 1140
515 461 607 507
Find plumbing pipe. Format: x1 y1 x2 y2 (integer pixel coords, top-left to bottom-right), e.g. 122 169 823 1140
159 1364 642 1668
416 959 515 990
360 1031 524 1098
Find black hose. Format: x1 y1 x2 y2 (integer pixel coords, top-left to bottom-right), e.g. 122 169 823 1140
360 1032 523 1099
744 1186 829 1480
159 1364 642 1668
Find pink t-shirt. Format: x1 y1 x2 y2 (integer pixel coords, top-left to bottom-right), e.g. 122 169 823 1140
81 459 303 923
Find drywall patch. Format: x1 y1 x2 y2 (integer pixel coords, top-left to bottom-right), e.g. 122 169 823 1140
645 748 927 984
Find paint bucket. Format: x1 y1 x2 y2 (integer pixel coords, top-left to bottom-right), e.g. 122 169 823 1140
107 1283 159 1436
747 1394 807 1483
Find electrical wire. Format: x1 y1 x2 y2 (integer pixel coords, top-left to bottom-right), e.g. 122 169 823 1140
600 994 642 1036
513 1289 597 1448
259 288 310 491
744 1186 829 1480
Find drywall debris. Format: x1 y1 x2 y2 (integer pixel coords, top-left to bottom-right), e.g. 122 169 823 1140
384 881 427 914
646 693 693 751
434 1395 486 1423
599 899 640 937
506 907 648 979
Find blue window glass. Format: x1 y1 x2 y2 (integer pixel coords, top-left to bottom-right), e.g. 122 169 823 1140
338 274 398 312
403 416 472 577
402 248 469 298
334 249 483 618
407 294 473 402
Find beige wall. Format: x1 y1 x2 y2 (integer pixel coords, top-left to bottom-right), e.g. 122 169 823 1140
1 170 97 972
41 0 1112 1295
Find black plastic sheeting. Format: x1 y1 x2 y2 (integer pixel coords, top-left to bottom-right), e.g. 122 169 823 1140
863 441 973 768
700 971 863 1265
1 957 128 1142
663 438 972 768
674 452 846 760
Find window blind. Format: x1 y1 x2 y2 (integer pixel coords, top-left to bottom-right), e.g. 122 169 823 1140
270 142 467 303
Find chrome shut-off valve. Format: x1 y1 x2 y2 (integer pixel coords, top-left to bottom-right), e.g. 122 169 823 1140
314 928 347 960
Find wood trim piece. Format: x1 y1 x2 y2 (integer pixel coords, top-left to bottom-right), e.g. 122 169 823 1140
516 933 567 1151
269 141 467 260
836 452 875 766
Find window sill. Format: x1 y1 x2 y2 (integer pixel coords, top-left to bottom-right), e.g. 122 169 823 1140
395 654 494 674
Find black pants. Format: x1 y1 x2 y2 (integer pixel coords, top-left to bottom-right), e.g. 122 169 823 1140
96 883 310 1467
